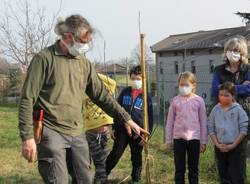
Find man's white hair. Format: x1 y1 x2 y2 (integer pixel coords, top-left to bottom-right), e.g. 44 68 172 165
54 14 93 38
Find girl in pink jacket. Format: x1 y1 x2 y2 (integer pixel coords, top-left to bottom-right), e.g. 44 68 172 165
165 71 207 184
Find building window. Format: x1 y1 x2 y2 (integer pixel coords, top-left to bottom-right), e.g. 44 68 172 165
159 62 163 74
175 61 179 74
209 60 215 73
182 63 185 72
191 60 196 74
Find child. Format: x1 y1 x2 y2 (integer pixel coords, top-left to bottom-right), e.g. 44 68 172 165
165 71 207 184
83 74 116 184
208 82 249 184
106 65 154 184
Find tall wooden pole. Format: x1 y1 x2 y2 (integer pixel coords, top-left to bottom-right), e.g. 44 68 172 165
140 33 148 135
140 33 151 184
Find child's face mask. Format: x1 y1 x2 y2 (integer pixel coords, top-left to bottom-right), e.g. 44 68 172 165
219 90 233 107
179 86 192 96
219 96 232 107
130 80 142 89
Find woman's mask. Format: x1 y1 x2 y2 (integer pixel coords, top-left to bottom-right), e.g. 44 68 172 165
226 51 241 63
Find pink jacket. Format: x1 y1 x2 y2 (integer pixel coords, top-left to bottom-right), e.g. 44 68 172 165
165 94 208 144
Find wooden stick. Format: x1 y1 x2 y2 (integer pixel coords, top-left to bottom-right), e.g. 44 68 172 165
140 33 148 139
140 33 152 184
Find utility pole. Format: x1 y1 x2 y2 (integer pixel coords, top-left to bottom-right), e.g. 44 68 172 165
126 57 129 87
103 40 106 66
147 61 150 94
113 64 116 81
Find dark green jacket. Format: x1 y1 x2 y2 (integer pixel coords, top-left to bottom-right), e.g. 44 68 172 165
18 41 131 141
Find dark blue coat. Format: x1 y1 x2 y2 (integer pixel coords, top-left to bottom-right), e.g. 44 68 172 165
113 87 154 134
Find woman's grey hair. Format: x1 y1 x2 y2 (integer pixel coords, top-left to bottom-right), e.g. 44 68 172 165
223 35 249 64
54 14 94 38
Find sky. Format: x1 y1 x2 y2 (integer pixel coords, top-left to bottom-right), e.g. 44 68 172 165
2 0 250 62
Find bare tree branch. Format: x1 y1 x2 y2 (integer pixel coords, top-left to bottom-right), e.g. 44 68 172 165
130 43 154 66
0 0 62 69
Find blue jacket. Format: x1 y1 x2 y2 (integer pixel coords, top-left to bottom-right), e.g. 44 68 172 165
113 87 154 133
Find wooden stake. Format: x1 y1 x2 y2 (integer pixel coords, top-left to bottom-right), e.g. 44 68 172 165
140 33 151 184
140 33 148 134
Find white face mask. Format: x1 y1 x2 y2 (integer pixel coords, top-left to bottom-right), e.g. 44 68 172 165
130 80 142 89
62 38 89 56
179 86 192 96
226 51 241 63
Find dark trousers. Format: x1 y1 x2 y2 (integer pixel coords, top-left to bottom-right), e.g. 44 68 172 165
173 139 200 184
106 128 143 182
86 131 109 184
37 125 92 184
215 141 246 184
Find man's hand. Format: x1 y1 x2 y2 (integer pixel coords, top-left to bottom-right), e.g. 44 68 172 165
166 143 173 151
125 123 132 137
22 138 36 163
200 144 206 153
139 139 146 146
126 120 149 137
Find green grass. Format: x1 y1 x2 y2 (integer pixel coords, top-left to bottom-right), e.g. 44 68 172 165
0 105 249 184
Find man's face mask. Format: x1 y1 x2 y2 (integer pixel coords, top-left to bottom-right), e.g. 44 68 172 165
226 51 241 63
62 36 89 56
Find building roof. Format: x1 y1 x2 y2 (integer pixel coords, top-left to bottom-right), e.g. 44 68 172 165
151 26 250 53
96 63 127 75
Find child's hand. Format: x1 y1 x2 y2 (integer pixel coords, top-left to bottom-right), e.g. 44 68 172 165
166 143 173 151
216 143 226 151
222 144 235 152
200 144 206 153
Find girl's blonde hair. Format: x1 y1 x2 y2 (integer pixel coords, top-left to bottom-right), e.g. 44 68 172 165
178 71 197 92
223 36 248 64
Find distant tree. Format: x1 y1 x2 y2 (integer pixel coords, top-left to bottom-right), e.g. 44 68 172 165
0 0 61 70
9 68 26 94
130 43 154 65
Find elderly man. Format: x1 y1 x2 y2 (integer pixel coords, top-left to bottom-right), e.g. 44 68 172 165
18 14 147 184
